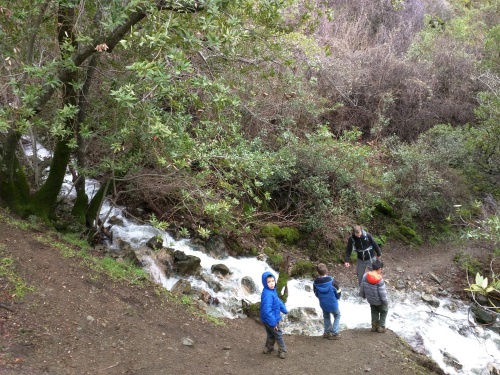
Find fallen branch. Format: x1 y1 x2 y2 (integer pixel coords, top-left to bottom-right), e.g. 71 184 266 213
0 302 14 312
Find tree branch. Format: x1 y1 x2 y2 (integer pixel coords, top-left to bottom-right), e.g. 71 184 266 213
35 0 207 113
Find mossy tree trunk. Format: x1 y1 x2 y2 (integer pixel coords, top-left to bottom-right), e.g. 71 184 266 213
0 1 207 224
0 130 32 215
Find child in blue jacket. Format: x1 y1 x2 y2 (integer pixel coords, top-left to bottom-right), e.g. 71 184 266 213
313 263 342 339
260 271 289 359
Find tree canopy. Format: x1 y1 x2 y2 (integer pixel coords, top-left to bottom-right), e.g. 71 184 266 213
0 0 498 251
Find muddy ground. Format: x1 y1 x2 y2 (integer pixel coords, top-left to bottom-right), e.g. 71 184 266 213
1 211 488 375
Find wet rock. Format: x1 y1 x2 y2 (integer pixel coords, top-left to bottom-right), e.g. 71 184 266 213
395 279 406 290
471 305 497 325
287 308 305 322
204 235 229 259
107 215 124 226
287 307 318 322
303 307 318 317
487 362 500 374
155 248 174 274
211 263 231 277
146 235 163 250
441 350 462 371
171 279 192 295
199 289 219 305
241 276 257 294
424 285 438 294
444 303 458 313
421 294 440 308
200 272 223 292
437 289 449 297
173 250 201 275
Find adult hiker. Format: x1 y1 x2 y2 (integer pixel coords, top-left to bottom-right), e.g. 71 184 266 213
344 225 382 285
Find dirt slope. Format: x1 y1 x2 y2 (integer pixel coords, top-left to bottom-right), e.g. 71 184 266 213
0 214 451 375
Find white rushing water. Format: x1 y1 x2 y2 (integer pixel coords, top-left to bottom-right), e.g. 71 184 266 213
101 204 500 375
23 140 500 375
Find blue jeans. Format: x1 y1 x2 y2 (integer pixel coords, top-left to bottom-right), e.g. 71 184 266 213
264 323 286 353
323 308 341 335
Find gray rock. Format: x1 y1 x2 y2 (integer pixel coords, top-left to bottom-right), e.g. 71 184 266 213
146 236 163 250
471 305 497 325
171 279 192 295
395 279 406 290
241 276 257 294
200 273 223 292
429 272 444 284
441 350 462 370
211 263 231 277
173 250 201 275
421 294 440 308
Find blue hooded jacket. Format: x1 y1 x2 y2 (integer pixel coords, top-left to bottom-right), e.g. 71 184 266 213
313 275 341 313
260 271 288 327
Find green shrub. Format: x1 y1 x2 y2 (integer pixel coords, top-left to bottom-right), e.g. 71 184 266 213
398 225 423 245
374 200 395 217
290 259 316 277
267 253 284 271
261 224 300 245
454 251 481 275
386 223 422 245
261 224 281 237
279 227 300 245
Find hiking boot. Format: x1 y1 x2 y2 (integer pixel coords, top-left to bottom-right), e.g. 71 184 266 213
371 322 379 332
262 347 274 354
377 326 386 333
323 333 332 339
329 333 341 340
279 351 287 359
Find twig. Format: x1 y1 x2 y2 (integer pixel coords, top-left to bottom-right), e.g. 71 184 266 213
97 362 120 372
0 302 14 312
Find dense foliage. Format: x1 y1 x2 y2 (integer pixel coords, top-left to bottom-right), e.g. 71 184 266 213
0 0 498 261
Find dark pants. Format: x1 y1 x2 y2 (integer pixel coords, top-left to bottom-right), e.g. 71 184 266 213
370 304 388 327
264 323 286 353
356 258 373 285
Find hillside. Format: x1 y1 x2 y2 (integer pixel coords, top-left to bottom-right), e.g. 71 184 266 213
0 212 457 375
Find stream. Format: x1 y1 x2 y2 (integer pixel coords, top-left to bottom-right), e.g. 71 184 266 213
101 200 500 375
24 140 500 375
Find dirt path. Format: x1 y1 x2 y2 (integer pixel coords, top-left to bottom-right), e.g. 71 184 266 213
0 214 461 375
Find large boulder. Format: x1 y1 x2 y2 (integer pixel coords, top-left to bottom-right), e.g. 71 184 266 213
471 305 497 325
211 263 231 277
171 279 192 295
173 250 201 276
155 248 175 275
241 276 257 295
146 235 163 250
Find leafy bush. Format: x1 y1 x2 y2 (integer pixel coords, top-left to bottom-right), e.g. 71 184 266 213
264 247 283 272
454 251 482 275
290 259 316 277
261 224 300 245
